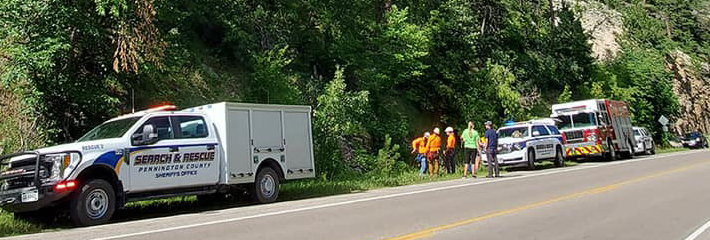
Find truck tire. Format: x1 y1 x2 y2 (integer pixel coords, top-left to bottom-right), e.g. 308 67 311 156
606 141 617 161
250 167 280 203
554 146 565 167
69 179 116 226
527 149 536 170
621 140 635 159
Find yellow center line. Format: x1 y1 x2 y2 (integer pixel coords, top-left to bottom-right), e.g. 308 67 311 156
385 161 710 240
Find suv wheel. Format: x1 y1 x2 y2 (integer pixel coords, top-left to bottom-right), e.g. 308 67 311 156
527 149 536 170
70 179 116 226
250 167 280 203
554 146 565 167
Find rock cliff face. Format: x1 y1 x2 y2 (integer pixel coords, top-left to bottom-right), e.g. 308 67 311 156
561 0 710 135
668 51 710 134
554 0 624 62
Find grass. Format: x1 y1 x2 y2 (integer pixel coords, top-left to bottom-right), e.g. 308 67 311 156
656 146 690 154
0 158 610 237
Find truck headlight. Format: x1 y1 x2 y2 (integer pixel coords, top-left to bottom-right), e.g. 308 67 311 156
43 153 80 182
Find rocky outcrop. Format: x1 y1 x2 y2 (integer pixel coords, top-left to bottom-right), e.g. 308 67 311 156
554 0 624 62
667 50 710 134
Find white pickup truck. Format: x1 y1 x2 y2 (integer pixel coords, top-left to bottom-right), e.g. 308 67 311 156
0 102 315 226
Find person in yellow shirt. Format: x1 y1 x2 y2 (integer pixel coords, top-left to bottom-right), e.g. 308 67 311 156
427 127 442 177
444 127 456 174
411 132 430 175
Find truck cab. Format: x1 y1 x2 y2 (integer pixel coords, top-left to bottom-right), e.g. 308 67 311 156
0 102 314 226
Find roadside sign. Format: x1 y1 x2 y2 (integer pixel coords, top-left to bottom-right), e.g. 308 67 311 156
658 115 669 126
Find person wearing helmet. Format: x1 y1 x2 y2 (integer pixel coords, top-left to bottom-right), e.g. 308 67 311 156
427 127 442 177
444 127 456 174
411 132 430 175
484 121 500 177
461 121 481 179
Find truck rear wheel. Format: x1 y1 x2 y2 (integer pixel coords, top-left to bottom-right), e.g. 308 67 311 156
69 179 116 226
250 167 279 203
606 141 617 161
621 140 634 159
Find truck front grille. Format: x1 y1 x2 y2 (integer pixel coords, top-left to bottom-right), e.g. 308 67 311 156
565 130 585 144
0 154 49 191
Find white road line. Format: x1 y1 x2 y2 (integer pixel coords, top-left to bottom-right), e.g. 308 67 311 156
685 219 710 240
87 150 707 240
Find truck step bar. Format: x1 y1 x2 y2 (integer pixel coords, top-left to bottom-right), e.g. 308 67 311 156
126 185 218 202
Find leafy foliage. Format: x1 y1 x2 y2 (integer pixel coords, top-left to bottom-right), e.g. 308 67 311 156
1 0 704 177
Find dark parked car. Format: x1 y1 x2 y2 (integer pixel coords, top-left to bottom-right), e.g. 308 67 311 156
682 132 708 149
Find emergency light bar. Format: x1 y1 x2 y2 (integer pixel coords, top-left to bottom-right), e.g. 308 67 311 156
144 105 177 112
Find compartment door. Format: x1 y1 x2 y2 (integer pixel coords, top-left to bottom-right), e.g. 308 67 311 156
284 111 314 179
227 109 253 183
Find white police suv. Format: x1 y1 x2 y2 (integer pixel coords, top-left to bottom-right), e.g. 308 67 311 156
483 121 566 169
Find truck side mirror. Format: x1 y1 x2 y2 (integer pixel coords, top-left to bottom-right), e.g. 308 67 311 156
132 124 158 145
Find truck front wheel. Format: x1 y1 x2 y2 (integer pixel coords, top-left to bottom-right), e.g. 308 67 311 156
250 167 280 203
69 179 116 226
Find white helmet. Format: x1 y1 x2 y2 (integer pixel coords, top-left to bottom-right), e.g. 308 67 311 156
433 127 440 134
445 127 454 133
424 132 431 138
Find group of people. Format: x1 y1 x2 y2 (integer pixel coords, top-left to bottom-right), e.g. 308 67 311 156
411 121 500 178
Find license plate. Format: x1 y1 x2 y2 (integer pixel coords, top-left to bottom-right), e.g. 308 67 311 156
21 189 38 203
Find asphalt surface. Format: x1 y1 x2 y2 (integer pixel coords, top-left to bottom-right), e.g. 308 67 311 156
6 149 710 240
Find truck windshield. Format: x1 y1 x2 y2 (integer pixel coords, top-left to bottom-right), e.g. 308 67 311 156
78 117 141 142
557 116 572 130
556 113 597 130
498 127 529 138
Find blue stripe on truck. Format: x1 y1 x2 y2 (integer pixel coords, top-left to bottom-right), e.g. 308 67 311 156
93 151 122 168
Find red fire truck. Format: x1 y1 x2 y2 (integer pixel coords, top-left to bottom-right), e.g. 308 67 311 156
551 99 636 161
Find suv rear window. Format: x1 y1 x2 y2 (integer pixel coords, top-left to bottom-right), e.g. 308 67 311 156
172 116 209 139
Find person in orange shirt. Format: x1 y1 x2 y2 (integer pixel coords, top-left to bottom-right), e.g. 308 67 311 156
427 127 442 177
411 132 430 175
444 127 456 174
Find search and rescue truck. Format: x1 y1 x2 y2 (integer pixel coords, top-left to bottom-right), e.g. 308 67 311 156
0 102 315 226
551 99 636 161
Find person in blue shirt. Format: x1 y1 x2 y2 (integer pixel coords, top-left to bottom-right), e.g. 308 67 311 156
484 121 500 178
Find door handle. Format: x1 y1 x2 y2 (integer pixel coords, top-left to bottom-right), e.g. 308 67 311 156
207 145 215 150
169 147 179 152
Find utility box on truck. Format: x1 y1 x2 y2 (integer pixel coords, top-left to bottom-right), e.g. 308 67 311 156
186 102 315 184
0 102 314 226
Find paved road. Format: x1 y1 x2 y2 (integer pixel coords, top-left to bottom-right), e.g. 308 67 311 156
7 150 710 240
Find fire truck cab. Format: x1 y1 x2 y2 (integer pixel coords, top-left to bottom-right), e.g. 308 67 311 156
551 99 636 161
